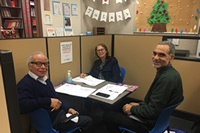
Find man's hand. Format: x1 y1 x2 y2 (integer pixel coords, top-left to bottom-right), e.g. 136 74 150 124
123 102 139 114
50 98 62 110
68 108 78 114
129 102 139 106
122 104 132 114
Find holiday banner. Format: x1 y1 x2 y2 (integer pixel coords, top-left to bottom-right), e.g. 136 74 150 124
85 6 131 22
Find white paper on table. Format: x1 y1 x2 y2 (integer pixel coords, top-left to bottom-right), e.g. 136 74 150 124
92 84 127 100
55 83 96 98
72 75 105 86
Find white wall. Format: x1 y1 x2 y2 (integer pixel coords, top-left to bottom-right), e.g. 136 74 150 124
40 0 81 36
80 0 136 34
40 0 136 36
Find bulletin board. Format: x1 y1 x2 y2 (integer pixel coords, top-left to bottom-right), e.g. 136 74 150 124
134 0 200 34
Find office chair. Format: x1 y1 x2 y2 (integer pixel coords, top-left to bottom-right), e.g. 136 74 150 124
119 96 184 133
120 67 126 82
30 108 80 133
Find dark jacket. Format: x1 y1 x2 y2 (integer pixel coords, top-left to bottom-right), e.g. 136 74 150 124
89 57 121 83
17 74 71 121
130 65 183 128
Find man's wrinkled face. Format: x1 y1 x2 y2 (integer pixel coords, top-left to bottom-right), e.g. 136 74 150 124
28 54 49 77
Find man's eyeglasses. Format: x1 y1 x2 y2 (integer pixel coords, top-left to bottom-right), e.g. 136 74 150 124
31 62 49 67
97 49 105 52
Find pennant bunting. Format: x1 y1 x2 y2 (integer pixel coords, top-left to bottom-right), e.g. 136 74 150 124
116 0 123 4
102 0 109 4
123 8 131 19
116 11 123 22
93 0 96 2
100 12 108 22
92 9 100 20
85 6 94 17
109 12 115 22
85 6 131 22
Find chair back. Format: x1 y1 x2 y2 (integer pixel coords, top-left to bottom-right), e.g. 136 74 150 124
30 108 80 133
120 67 126 82
30 108 59 133
119 96 184 133
149 96 184 133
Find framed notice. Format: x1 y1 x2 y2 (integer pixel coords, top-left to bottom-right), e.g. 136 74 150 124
52 1 61 15
63 3 70 16
60 41 73 64
71 4 78 16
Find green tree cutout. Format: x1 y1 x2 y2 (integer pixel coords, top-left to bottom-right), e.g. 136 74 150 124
148 0 171 32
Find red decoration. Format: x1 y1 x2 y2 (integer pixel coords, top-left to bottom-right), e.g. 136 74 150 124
165 13 168 16
175 29 178 33
1 27 15 38
161 1 164 4
159 11 162 14
151 15 154 18
166 18 169 20
158 20 160 23
156 10 158 13
136 10 138 14
139 28 142 32
163 9 166 13
159 4 162 6
104 0 107 2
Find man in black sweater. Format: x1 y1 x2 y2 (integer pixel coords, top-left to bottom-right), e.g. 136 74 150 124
103 41 183 133
17 51 93 133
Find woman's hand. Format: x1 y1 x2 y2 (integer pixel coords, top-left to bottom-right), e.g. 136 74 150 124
80 73 87 78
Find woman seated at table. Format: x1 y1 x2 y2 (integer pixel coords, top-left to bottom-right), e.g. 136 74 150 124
80 43 121 83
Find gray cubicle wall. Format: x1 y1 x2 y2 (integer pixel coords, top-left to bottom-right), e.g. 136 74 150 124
114 35 200 116
81 35 112 74
47 37 81 86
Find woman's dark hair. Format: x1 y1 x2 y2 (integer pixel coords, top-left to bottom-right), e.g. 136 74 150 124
95 43 109 58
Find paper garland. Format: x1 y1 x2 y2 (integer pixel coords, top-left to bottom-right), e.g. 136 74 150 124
96 0 127 4
85 6 131 22
102 0 109 5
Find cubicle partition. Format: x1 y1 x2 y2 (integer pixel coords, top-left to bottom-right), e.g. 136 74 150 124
0 51 21 133
47 37 81 86
0 38 47 133
173 60 200 115
81 35 112 74
0 38 47 83
0 64 10 133
114 35 162 99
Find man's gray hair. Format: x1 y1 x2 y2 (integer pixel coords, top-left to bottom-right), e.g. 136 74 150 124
159 41 175 56
27 51 48 64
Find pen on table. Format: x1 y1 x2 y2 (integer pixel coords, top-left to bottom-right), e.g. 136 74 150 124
51 108 55 112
